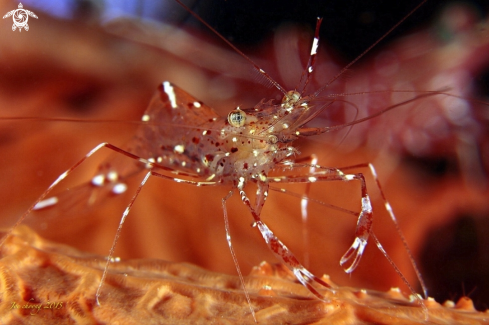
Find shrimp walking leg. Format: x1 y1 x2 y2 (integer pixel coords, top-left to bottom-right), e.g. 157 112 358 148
268 169 372 274
271 162 428 313
96 171 151 304
338 162 428 298
222 190 256 322
97 168 217 305
238 180 333 300
0 142 143 249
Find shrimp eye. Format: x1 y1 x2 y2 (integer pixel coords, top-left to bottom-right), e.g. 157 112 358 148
228 109 246 127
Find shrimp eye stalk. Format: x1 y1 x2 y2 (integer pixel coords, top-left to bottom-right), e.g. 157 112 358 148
281 90 301 110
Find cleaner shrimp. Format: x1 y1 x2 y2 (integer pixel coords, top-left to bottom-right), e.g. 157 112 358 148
1 0 487 321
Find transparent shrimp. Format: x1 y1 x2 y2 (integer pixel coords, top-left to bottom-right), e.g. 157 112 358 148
3 0 485 322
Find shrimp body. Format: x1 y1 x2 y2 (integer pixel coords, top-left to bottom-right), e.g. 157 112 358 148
129 82 312 186
0 2 442 322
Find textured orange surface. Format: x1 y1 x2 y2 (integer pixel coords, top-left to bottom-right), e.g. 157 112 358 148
1 226 488 325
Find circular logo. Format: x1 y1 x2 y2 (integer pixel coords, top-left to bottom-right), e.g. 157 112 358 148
2 3 38 32
13 9 28 28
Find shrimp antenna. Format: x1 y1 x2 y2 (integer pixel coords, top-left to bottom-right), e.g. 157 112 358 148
296 17 323 96
174 0 287 96
313 0 429 98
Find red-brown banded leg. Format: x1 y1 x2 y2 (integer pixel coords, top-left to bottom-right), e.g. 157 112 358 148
338 173 372 273
268 170 372 274
269 164 428 318
337 163 428 298
238 180 333 300
332 162 427 298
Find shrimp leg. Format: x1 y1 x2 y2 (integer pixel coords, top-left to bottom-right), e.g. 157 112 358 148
238 179 334 300
268 170 372 274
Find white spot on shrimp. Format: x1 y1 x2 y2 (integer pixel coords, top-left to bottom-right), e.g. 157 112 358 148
112 183 127 194
238 177 245 188
57 171 69 182
193 101 201 108
308 176 317 182
107 171 119 182
163 81 177 109
33 196 59 210
362 196 372 214
310 37 319 55
91 174 105 186
174 145 185 154
141 114 150 122
368 163 377 178
344 174 355 181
